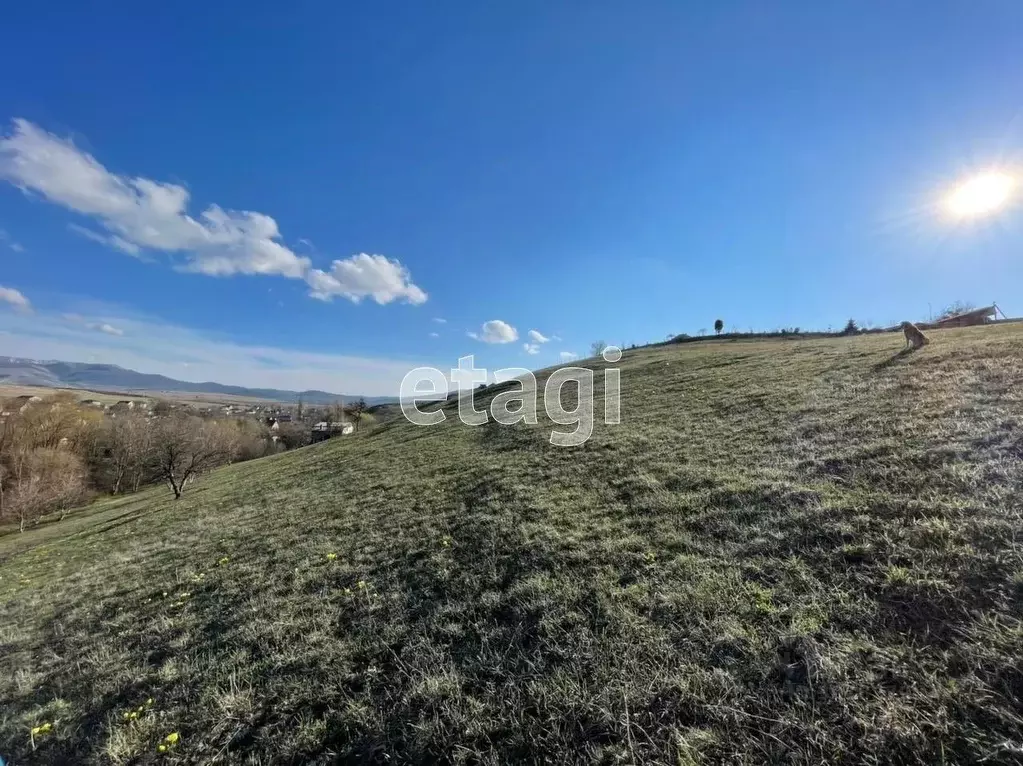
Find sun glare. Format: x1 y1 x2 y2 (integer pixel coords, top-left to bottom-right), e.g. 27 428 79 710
945 171 1015 219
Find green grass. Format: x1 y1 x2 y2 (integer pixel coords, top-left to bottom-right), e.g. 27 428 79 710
2 326 1023 764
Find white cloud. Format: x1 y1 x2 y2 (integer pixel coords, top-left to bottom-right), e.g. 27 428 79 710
90 322 124 336
429 331 439 338
467 320 518 344
306 254 426 305
523 343 540 355
69 223 143 256
61 313 125 336
0 301 428 396
432 317 447 324
527 329 550 344
559 351 578 361
0 285 31 312
0 119 426 305
0 228 25 253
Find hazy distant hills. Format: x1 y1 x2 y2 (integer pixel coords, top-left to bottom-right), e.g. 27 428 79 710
0 357 395 406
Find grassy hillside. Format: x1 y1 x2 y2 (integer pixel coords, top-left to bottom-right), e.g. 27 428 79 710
2 327 1022 764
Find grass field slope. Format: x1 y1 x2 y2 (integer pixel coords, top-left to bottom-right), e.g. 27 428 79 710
2 327 1023 764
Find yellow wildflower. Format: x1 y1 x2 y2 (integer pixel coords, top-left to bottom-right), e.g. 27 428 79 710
165 732 180 745
357 580 367 589
218 556 229 566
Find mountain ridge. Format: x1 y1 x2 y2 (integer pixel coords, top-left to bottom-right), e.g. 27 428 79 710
0 356 395 405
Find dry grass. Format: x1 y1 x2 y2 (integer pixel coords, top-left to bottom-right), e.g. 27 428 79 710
2 326 1022 764
0 385 147 407
0 383 286 409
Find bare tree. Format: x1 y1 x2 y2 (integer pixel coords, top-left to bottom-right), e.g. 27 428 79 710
277 422 312 450
1 396 101 525
329 399 348 426
939 300 976 320
51 450 88 520
150 416 232 499
591 340 608 357
102 413 152 494
4 448 87 531
230 418 272 462
345 398 367 431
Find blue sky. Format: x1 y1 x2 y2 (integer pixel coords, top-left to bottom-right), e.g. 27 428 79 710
2 2 1023 395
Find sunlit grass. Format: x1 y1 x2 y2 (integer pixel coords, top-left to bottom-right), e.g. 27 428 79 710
2 325 1023 763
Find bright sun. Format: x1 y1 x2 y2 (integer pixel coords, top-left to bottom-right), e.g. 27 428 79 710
945 171 1016 218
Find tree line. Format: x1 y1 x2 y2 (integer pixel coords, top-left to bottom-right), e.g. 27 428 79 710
0 394 278 532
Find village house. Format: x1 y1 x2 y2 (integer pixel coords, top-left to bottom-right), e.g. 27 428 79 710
929 304 1004 328
311 420 354 443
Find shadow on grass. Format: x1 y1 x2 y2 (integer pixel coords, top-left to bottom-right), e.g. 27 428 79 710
872 347 915 371
70 506 154 542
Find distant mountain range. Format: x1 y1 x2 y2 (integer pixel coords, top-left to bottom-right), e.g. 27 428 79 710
0 357 396 406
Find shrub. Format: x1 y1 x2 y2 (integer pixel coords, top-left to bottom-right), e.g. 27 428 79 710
2 448 88 530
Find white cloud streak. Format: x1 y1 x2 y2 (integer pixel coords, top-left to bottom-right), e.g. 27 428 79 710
467 320 518 344
527 329 550 343
0 119 426 305
523 343 540 355
90 322 124 336
62 312 126 336
0 228 25 253
69 223 143 256
559 351 578 361
0 285 31 312
0 302 426 396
